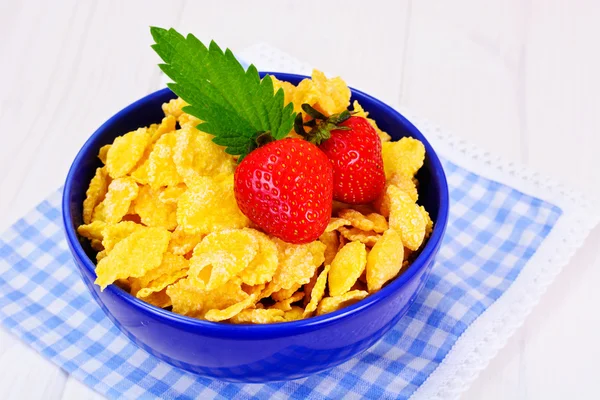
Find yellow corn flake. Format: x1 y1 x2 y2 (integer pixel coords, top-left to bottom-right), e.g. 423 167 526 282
270 240 326 292
138 289 172 309
319 231 339 266
366 213 388 233
272 76 296 108
77 220 106 242
338 226 381 247
325 217 351 233
147 132 182 189
188 229 259 290
106 128 151 179
304 264 330 316
132 252 189 297
238 229 279 286
284 306 305 321
150 115 177 143
96 250 107 261
177 175 250 235
133 185 177 231
167 278 248 317
387 185 428 251
271 292 304 311
178 112 201 129
293 70 350 116
375 174 419 218
423 207 434 241
90 239 104 252
328 241 367 296
338 209 381 232
96 177 139 224
230 308 286 324
173 126 236 186
162 97 188 119
158 184 187 205
98 145 111 164
102 221 145 252
130 157 151 185
351 101 391 142
382 137 426 180
168 226 203 256
316 290 369 316
95 227 171 289
332 201 376 217
270 283 302 302
204 291 259 322
366 229 405 293
83 168 110 224
389 173 419 202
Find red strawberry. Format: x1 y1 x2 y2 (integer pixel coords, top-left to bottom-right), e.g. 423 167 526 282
296 106 385 204
234 138 333 244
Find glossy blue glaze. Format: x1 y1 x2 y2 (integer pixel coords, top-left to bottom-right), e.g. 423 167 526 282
62 72 449 382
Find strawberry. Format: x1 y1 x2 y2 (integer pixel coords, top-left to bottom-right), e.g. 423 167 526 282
234 138 333 244
296 105 385 204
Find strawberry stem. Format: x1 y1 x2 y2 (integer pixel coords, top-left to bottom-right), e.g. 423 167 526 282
295 104 352 145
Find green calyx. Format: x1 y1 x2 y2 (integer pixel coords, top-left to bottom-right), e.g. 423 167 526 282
294 104 351 145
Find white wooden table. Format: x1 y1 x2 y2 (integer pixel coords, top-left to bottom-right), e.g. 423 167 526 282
1 1 599 399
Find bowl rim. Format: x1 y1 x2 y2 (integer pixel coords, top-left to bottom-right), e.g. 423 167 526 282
62 71 449 337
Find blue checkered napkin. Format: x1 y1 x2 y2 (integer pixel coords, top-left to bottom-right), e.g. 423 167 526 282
0 157 562 399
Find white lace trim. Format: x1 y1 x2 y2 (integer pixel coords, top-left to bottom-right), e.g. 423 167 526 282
168 43 600 399
403 112 600 400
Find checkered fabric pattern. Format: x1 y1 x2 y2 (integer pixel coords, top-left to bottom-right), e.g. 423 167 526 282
0 159 561 399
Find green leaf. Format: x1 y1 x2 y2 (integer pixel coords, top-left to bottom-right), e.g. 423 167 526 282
150 27 296 159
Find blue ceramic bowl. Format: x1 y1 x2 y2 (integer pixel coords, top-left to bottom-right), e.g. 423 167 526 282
62 72 449 382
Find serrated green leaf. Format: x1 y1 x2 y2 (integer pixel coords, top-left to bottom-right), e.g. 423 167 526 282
150 27 296 159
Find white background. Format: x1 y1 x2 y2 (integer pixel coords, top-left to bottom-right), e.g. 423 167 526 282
1 1 599 399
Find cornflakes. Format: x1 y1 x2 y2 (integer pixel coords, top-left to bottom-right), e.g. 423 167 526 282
304 264 330 316
238 229 279 286
150 115 177 143
133 185 177 230
271 292 304 311
188 229 259 290
168 278 248 318
95 227 171 289
106 128 151 179
204 291 259 322
147 131 182 189
382 137 425 179
325 217 351 232
284 306 305 321
270 283 302 302
328 241 367 296
98 145 111 164
158 184 187 204
102 221 145 252
177 175 250 235
168 226 203 256
338 226 381 247
269 240 325 292
97 177 139 224
319 231 339 266
77 220 106 242
386 185 427 251
230 308 286 324
82 168 109 224
173 125 236 186
366 229 404 292
131 252 189 297
316 290 369 316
